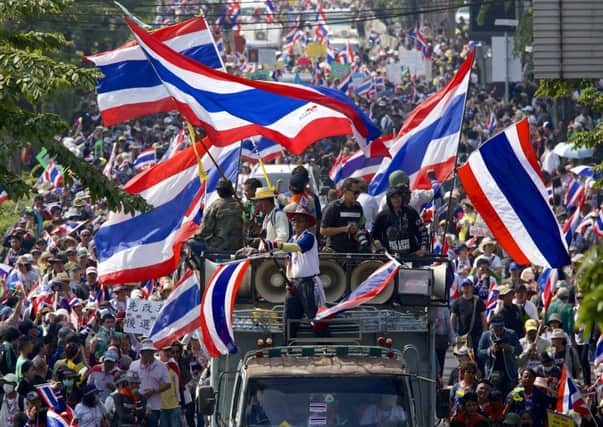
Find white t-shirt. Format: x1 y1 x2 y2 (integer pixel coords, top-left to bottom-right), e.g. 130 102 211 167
74 402 104 427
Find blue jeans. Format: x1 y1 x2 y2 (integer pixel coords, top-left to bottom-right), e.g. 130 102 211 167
147 410 160 427
160 408 182 427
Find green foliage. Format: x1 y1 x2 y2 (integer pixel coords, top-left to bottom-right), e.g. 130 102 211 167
0 0 149 214
538 78 603 328
513 6 532 55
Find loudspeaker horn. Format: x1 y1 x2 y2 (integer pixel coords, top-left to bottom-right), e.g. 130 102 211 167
204 259 252 301
350 259 394 304
430 262 449 301
255 259 287 303
318 260 346 303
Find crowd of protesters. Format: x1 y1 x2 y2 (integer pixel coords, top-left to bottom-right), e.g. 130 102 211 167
0 0 602 426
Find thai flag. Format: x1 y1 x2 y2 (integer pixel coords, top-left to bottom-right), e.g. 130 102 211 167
545 184 554 203
537 268 558 311
283 16 301 43
42 160 63 188
95 142 238 284
314 1 329 44
0 187 7 204
557 365 590 415
408 26 430 60
564 178 585 209
467 40 482 49
200 260 251 357
0 264 11 279
595 333 603 367
336 69 353 94
315 260 399 321
328 151 353 183
563 204 584 246
124 19 380 156
141 279 155 299
374 77 385 92
239 62 257 74
241 137 283 163
63 221 87 235
85 17 224 126
336 41 355 64
570 165 597 178
370 51 474 195
264 0 275 23
485 283 498 320
161 128 188 162
329 149 384 188
486 111 497 133
148 269 202 349
36 383 67 413
594 207 603 238
576 214 594 235
133 148 157 172
369 30 381 46
46 408 74 427
458 119 570 268
355 77 373 97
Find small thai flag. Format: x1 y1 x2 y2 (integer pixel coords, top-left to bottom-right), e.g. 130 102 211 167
0 187 7 204
595 333 603 367
486 111 497 133
133 148 157 172
264 0 275 23
594 206 603 238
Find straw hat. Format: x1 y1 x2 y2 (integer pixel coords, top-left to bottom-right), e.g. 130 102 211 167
286 204 316 227
251 187 276 200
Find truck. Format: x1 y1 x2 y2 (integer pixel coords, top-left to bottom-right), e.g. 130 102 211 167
193 253 451 427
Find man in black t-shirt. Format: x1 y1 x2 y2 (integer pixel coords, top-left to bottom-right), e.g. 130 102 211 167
320 178 366 253
451 278 487 356
496 285 524 339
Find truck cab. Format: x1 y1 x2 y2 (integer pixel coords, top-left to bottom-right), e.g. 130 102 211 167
194 253 451 427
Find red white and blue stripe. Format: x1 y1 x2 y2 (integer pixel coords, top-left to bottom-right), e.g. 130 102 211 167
314 1 329 44
0 187 7 204
241 136 283 163
329 149 384 188
336 69 353 93
200 259 251 357
545 184 554 203
562 203 584 246
36 383 67 413
576 214 594 235
486 111 497 133
537 268 558 311
408 26 430 60
41 160 63 188
133 148 157 172
315 260 399 321
264 0 275 23
94 142 238 284
595 333 603 367
563 177 585 209
594 207 603 238
557 365 589 415
485 282 498 320
46 408 73 427
161 128 189 162
149 269 201 349
85 17 224 126
458 119 571 268
125 19 380 155
370 51 474 195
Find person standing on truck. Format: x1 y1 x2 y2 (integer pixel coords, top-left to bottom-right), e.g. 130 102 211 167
267 204 323 340
371 185 429 258
321 177 367 253
252 187 289 251
243 178 264 241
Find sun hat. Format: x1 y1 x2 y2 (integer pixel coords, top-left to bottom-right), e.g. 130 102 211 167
140 339 157 352
285 204 316 227
251 187 276 200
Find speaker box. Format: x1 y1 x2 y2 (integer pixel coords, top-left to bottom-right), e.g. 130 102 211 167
318 260 346 302
350 259 395 304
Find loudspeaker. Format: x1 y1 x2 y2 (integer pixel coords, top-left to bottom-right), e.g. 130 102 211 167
255 259 287 303
204 259 253 301
430 263 449 301
350 260 395 304
318 260 346 302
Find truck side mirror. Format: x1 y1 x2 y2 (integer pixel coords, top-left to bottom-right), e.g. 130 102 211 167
197 385 216 415
435 387 450 420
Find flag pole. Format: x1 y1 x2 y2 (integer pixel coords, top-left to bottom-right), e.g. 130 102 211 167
440 50 476 249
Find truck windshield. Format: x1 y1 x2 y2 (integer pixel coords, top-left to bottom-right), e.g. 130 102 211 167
243 376 410 427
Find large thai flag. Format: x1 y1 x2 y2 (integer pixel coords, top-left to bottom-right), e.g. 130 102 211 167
125 19 380 155
0 187 7 204
329 149 384 188
595 333 603 367
200 259 251 357
133 148 157 172
537 268 558 311
370 51 474 195
458 119 571 268
94 142 239 284
241 137 283 163
315 260 399 321
148 269 201 348
85 17 224 126
557 365 589 415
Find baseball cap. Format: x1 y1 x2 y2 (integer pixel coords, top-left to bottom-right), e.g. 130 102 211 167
525 319 539 332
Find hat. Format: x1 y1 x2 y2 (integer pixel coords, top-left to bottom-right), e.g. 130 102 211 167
81 384 98 396
460 277 474 287
508 262 521 271
54 272 70 283
525 319 539 332
286 204 316 227
251 187 276 200
16 255 31 265
497 285 514 296
520 268 535 282
547 313 562 324
2 373 17 384
140 339 157 352
551 328 566 340
26 391 40 402
115 372 129 385
479 237 496 251
77 248 89 257
102 351 117 363
556 287 569 299
389 170 409 187
86 267 97 275
126 371 141 384
453 346 470 357
503 412 521 426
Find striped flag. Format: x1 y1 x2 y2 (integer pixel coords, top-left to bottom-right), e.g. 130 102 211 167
545 183 554 203
594 207 603 238
564 177 585 209
557 365 589 415
486 111 497 133
264 0 275 23
329 149 384 188
41 160 63 188
133 148 157 172
85 17 224 126
0 187 7 204
408 25 430 60
458 119 570 268
595 333 603 367
148 269 201 348
370 51 474 195
562 203 584 246
576 213 595 235
315 260 399 321
485 283 498 320
124 19 380 155
314 0 329 43
200 260 251 357
241 137 283 163
141 279 155 299
538 268 558 311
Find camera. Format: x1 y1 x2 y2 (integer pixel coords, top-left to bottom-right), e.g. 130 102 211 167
356 229 370 249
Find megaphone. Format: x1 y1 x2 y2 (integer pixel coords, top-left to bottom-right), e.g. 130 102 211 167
204 259 252 301
350 260 394 304
318 260 346 302
430 262 449 301
254 259 287 303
